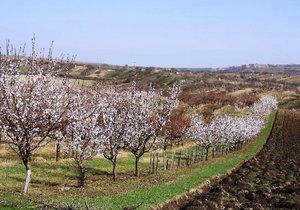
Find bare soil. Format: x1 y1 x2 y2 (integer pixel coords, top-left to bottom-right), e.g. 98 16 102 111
171 110 300 209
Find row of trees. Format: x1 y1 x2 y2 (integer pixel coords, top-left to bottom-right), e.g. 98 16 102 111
0 40 278 196
61 84 181 186
0 41 182 193
187 95 278 160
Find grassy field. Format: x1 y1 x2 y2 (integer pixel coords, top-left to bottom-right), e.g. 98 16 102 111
0 111 276 209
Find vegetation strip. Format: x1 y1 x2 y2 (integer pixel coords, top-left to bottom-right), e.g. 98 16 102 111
54 110 276 209
157 110 278 209
180 109 300 209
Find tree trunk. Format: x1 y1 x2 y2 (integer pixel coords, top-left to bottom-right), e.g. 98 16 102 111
55 141 61 162
23 167 31 194
112 161 117 182
77 164 85 187
205 147 209 161
134 156 140 176
149 152 153 173
22 157 31 195
152 153 155 173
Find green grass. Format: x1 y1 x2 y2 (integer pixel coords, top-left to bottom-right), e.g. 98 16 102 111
59 110 277 209
0 110 276 209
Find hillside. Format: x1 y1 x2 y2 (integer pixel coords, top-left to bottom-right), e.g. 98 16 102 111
61 62 300 92
225 64 300 74
56 62 300 112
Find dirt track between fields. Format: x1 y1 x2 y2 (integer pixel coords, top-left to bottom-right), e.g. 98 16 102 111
166 110 300 209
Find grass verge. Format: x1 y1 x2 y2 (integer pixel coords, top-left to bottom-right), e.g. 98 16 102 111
55 110 277 209
0 111 276 209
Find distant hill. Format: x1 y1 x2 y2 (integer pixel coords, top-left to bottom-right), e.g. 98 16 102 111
69 62 300 74
177 64 300 74
223 64 300 74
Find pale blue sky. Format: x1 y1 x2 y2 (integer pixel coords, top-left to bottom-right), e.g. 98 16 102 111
1 0 300 67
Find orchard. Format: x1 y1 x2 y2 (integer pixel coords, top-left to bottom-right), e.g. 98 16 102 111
0 41 277 198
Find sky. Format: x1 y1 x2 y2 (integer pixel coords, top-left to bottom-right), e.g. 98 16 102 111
1 0 300 68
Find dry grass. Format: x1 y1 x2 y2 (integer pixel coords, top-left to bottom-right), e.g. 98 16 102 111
229 88 253 96
0 141 200 207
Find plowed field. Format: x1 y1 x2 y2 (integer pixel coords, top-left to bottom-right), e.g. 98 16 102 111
179 110 300 209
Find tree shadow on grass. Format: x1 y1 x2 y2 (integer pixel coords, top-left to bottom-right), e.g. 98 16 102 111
87 167 110 176
7 175 77 188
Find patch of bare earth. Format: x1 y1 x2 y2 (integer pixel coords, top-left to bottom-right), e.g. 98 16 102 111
165 110 300 209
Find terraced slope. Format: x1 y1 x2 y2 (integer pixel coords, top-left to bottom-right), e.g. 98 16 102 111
180 110 300 209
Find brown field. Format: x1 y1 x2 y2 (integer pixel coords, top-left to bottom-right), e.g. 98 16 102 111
165 110 300 209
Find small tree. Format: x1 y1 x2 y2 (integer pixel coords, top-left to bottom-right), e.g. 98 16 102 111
188 114 220 160
188 95 278 158
49 120 69 162
162 113 190 148
158 112 189 170
0 39 72 194
65 89 102 187
124 83 180 176
98 89 128 181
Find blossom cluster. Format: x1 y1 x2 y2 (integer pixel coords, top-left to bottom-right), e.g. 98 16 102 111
0 47 181 185
188 95 278 148
0 39 181 188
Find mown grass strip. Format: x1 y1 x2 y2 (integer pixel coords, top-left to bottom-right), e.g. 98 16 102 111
59 110 276 209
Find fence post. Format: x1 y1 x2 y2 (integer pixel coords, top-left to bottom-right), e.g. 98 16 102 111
149 152 152 173
192 150 196 164
166 159 169 170
171 150 175 168
163 150 167 170
152 153 155 173
178 151 181 167
155 153 159 174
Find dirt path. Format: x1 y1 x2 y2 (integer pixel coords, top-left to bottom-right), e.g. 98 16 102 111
176 110 300 209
